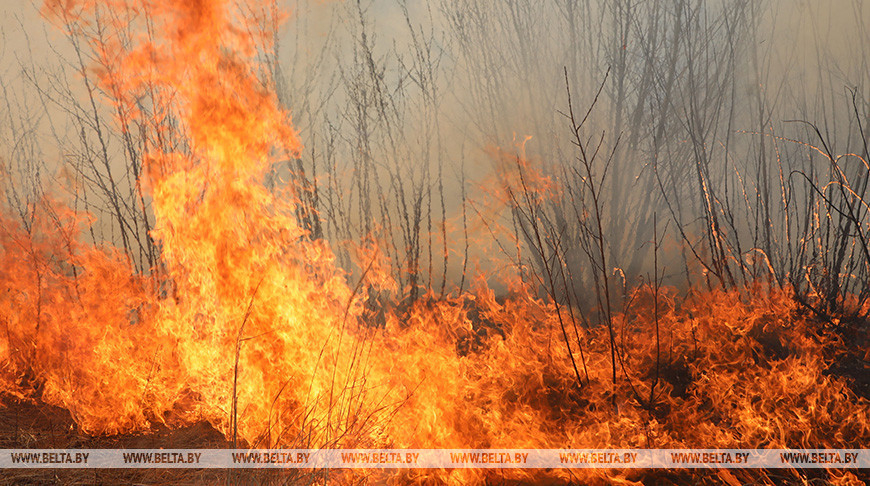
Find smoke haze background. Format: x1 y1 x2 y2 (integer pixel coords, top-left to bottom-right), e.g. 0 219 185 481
1 0 868 301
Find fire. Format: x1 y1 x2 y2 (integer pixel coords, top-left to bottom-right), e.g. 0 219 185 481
0 0 866 484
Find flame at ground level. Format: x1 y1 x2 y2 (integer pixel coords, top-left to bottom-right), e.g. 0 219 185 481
1 200 868 484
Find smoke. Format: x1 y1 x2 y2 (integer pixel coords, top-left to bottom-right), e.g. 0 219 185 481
2 1 867 292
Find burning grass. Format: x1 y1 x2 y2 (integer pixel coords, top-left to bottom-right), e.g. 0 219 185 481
0 0 868 484
1 206 868 484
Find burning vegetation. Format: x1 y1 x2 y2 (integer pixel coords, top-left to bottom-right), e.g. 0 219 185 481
0 0 868 484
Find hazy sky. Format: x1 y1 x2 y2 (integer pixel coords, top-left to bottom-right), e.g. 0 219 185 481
1 0 868 286
2 0 866 156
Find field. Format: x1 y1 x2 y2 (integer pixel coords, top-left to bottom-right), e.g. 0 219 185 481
0 0 868 484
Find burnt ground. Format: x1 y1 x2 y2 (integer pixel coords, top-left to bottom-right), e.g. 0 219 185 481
0 393 867 485
827 320 870 402
0 395 319 485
